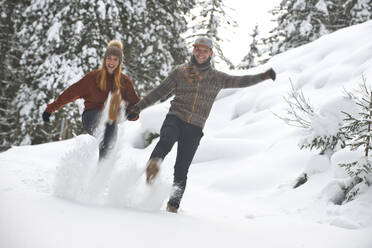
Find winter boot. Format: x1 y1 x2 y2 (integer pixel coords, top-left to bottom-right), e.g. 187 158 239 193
108 90 122 122
146 158 162 184
166 202 178 213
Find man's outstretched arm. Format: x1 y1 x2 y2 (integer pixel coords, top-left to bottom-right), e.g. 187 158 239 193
221 68 276 89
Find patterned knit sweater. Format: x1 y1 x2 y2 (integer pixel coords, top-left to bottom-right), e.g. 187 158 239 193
137 59 268 128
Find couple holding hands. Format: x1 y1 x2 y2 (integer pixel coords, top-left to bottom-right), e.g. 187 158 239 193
43 38 276 213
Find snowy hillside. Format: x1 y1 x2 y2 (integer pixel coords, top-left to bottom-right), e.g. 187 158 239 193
1 21 372 248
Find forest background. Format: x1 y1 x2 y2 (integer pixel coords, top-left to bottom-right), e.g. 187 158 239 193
0 0 371 150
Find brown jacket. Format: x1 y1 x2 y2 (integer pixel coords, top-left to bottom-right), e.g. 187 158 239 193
46 70 140 116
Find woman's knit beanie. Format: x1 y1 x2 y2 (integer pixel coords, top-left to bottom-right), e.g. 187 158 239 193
104 40 123 62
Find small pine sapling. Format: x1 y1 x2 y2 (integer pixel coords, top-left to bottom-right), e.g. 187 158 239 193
339 78 372 203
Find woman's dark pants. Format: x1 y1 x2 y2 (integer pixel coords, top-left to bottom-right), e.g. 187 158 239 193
150 114 203 209
82 109 117 160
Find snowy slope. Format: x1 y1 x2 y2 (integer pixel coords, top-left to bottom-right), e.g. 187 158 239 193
1 21 372 248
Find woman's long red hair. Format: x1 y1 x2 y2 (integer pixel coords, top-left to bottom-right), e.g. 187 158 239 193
97 59 122 92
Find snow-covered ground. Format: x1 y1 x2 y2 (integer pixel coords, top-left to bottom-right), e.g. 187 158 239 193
1 21 372 248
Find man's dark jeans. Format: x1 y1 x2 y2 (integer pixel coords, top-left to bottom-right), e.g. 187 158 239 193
150 114 203 209
82 109 117 160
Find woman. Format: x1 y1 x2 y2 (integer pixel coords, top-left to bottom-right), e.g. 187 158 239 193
42 40 140 160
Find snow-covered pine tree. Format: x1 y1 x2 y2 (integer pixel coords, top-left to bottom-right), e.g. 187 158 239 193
189 0 237 69
345 0 372 26
264 0 371 57
326 0 349 31
0 0 29 150
277 82 347 156
277 82 353 188
339 79 372 202
15 0 195 145
17 0 86 145
123 0 194 93
265 0 332 56
237 25 261 70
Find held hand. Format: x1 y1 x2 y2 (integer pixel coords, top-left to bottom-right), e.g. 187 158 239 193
127 112 138 121
126 104 140 121
42 111 51 122
262 68 276 81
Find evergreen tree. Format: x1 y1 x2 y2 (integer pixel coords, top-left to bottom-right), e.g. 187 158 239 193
276 82 347 156
0 0 29 150
327 0 349 31
325 0 371 31
237 25 262 70
16 0 83 145
264 0 371 57
16 0 195 145
345 0 372 25
190 0 237 69
123 0 195 93
339 79 372 202
265 0 332 56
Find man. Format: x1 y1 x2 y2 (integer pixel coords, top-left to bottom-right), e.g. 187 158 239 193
127 37 276 213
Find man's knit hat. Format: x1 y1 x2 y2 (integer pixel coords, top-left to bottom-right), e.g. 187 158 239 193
104 40 123 62
193 37 213 50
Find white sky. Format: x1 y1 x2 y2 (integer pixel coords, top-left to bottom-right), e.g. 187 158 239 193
221 0 282 65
